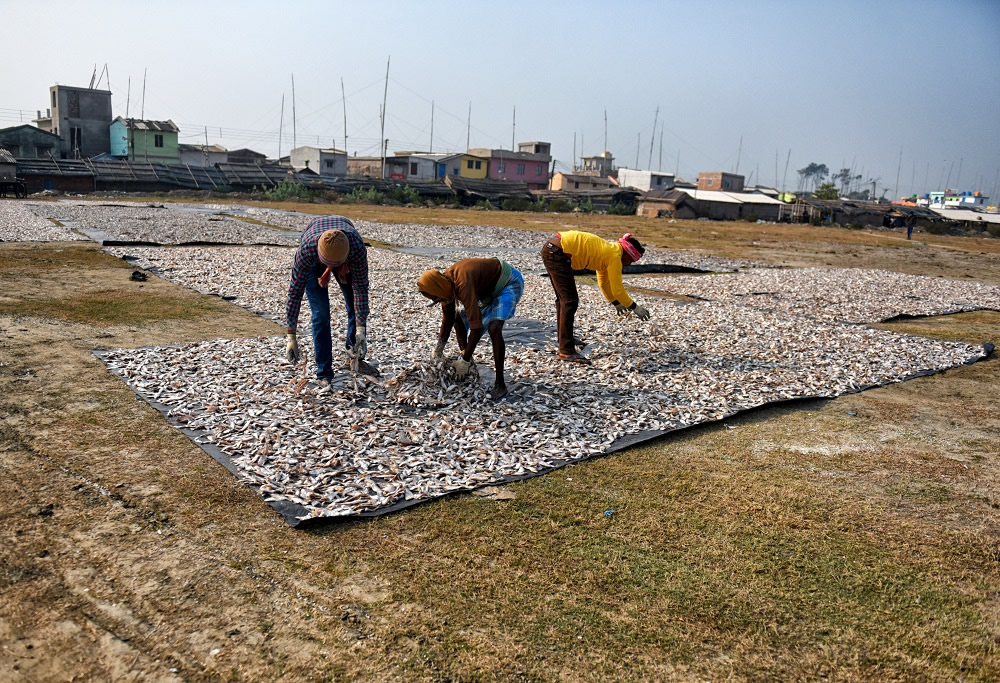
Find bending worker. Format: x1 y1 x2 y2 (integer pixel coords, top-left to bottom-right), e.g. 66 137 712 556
417 257 524 400
285 215 376 380
540 230 650 364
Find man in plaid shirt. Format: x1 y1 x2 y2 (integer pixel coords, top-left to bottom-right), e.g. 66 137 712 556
285 215 374 379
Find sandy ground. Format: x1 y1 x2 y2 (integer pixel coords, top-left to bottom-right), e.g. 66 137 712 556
1 212 999 680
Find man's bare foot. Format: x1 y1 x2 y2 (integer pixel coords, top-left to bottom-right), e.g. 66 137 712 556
490 383 509 400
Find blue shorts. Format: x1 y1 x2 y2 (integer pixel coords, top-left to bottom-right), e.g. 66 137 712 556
461 267 524 327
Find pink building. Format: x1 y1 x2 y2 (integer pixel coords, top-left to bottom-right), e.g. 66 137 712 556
470 141 551 190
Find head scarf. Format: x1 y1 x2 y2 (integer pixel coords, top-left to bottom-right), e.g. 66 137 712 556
417 269 455 302
618 233 643 262
318 229 349 266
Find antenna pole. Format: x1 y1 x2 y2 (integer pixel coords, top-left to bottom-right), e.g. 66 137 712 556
734 135 742 175
658 125 662 172
291 74 297 151
278 93 284 160
341 77 348 154
380 55 390 179
782 149 791 193
466 102 471 150
430 100 434 153
511 105 515 151
572 132 576 172
635 133 640 169
603 109 607 153
140 67 146 120
125 76 130 119
894 146 902 200
647 105 658 169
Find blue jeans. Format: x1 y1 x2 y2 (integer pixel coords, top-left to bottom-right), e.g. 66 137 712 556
304 262 357 378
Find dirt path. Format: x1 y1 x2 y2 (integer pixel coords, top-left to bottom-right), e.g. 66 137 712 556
1 229 998 680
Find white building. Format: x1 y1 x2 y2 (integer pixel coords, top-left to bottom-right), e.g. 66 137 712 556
390 152 455 180
290 146 347 176
919 191 989 210
178 144 228 167
617 168 675 192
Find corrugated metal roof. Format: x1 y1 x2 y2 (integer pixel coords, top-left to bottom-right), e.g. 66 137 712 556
111 117 179 133
678 188 741 204
0 148 15 164
178 143 228 153
15 158 95 177
931 208 1000 224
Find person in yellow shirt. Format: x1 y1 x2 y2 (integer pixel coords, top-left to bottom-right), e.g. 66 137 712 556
540 230 650 364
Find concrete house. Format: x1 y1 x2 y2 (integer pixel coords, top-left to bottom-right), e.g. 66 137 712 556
227 148 268 165
32 85 113 158
434 153 489 179
578 151 614 176
697 171 744 192
470 141 552 190
110 118 180 163
0 125 62 159
290 146 347 176
617 168 675 192
550 172 615 192
178 144 228 167
347 156 384 177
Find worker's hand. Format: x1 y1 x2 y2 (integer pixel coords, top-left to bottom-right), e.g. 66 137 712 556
285 333 300 363
431 342 445 360
452 357 472 379
632 303 651 321
614 302 629 316
318 267 331 289
353 326 368 360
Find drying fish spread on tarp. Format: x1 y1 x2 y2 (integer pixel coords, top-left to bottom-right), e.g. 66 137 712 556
96 242 992 523
0 200 89 241
626 268 1000 323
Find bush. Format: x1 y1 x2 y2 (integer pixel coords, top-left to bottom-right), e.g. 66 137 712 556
607 201 635 216
501 197 532 212
925 222 952 235
263 179 312 201
347 187 385 204
988 224 1000 238
809 214 823 226
742 212 758 222
547 198 573 213
575 199 595 214
473 200 492 210
388 184 420 205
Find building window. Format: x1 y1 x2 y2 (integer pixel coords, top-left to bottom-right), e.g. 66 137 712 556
574 182 579 189
498 162 506 172
325 160 334 169
52 91 56 107
475 160 481 169
516 163 525 175
453 168 458 175
723 181 730 189
706 178 713 186
154 134 164 148
410 162 418 175
467 160 474 169
536 165 543 176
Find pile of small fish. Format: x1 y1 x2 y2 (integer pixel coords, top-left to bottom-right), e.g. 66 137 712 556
627 268 1000 323
28 201 300 245
98 241 990 519
0 200 88 241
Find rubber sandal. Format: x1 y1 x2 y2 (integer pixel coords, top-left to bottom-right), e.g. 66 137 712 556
558 352 592 365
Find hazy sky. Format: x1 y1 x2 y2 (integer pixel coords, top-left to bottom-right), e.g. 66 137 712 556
4 0 999 197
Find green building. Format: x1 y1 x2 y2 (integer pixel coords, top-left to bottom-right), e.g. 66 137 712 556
110 117 180 163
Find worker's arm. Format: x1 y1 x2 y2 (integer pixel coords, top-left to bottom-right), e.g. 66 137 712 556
596 251 634 308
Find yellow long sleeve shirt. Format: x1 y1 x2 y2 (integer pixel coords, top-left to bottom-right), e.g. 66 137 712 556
559 230 634 308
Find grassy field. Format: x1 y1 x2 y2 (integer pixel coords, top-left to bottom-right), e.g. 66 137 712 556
1 203 998 680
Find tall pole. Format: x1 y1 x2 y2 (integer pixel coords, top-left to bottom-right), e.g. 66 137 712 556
278 93 284 160
603 109 607 153
894 145 902 200
955 157 963 190
635 133 640 169
511 105 516 151
909 160 915 198
647 105 658 169
572 132 576 172
775 148 779 188
658 125 662 172
341 77 348 154
734 135 743 175
922 161 929 195
466 102 471 151
676 148 680 178
140 68 146 120
430 100 434 153
945 159 955 190
782 149 791 193
291 74 297 151
379 55 390 179
204 126 209 166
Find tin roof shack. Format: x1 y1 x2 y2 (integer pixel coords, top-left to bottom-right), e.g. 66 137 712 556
697 171 744 192
290 146 347 176
391 152 452 181
444 175 532 206
216 163 291 191
110 118 181 164
347 156 384 178
550 172 615 192
227 148 268 165
533 188 640 212
32 85 113 159
679 188 787 221
0 149 16 181
15 158 96 194
617 168 675 192
0 125 62 160
470 142 552 190
637 189 697 219
178 144 228 167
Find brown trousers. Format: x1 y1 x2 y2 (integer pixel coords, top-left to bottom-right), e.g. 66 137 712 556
540 240 578 355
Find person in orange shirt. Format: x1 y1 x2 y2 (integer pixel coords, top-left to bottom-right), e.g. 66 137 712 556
540 230 650 364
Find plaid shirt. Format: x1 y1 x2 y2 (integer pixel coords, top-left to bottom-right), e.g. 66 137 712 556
285 216 369 331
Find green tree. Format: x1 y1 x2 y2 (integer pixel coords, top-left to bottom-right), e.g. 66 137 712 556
796 162 830 191
814 182 840 200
